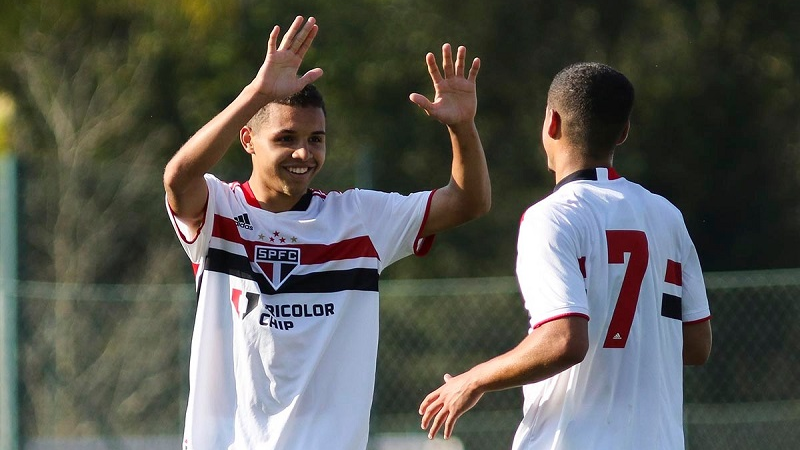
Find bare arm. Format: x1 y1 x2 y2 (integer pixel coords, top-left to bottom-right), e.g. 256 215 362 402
163 16 323 234
409 44 491 237
419 316 589 440
683 319 712 365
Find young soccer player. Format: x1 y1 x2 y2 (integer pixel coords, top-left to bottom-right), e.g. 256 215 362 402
419 62 712 450
163 16 490 450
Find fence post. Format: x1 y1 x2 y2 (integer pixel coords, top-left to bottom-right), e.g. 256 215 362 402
0 153 19 450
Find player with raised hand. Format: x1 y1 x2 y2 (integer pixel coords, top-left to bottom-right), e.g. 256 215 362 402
409 43 487 235
419 62 712 449
164 15 490 450
165 15 322 233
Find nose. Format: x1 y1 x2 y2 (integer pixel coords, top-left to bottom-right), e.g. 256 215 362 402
292 146 311 161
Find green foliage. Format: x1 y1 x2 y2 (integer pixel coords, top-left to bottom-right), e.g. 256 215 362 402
6 0 797 276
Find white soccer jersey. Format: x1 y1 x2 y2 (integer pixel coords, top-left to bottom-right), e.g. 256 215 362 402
512 167 711 450
167 174 435 450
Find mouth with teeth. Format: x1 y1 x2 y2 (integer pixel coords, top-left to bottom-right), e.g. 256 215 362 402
285 166 313 175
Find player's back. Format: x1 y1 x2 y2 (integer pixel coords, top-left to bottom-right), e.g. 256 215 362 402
514 168 708 450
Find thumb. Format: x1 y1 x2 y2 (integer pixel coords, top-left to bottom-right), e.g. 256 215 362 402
298 68 324 86
443 373 453 382
409 93 433 112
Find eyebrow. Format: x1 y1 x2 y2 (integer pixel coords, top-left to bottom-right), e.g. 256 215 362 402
276 129 326 135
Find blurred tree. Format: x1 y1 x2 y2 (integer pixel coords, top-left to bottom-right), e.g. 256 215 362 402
609 0 800 270
4 0 212 438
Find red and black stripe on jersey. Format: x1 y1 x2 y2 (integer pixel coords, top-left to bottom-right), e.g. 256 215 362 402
661 259 683 320
202 214 381 295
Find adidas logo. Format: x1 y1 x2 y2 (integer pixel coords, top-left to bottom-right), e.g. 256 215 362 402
234 213 254 230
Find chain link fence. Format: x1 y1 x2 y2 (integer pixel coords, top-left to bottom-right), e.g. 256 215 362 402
9 270 800 449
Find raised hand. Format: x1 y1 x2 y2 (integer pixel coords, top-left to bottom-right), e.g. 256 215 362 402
409 44 480 127
252 16 324 101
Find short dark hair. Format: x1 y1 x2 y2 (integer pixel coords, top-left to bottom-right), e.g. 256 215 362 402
547 63 634 158
248 84 326 130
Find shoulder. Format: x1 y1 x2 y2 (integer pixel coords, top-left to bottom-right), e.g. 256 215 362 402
628 180 686 221
519 194 583 248
202 175 255 213
307 187 360 206
202 174 238 195
203 173 227 185
305 188 380 214
317 187 431 204
521 187 585 227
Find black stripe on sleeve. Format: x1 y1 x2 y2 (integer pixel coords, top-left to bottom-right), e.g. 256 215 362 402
661 293 682 320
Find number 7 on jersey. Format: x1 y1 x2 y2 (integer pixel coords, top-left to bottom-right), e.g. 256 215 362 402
603 230 648 348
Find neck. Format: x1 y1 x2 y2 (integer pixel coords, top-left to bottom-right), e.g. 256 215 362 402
552 150 612 185
246 179 307 213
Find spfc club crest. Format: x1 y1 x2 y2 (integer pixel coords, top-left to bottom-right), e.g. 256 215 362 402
255 245 300 290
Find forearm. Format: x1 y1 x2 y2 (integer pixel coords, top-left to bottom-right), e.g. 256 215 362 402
165 84 268 192
467 329 584 394
421 121 490 236
446 121 491 219
164 84 271 221
683 319 712 365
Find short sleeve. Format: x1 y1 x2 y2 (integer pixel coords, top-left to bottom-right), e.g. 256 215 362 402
352 189 434 271
165 174 218 263
680 240 711 323
516 205 591 329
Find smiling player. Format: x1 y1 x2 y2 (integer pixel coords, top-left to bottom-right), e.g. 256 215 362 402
163 15 490 450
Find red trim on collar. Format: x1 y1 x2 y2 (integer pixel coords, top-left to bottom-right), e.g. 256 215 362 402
240 181 262 209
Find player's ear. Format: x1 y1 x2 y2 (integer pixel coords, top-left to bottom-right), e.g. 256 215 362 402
546 108 561 140
616 120 630 145
241 126 255 154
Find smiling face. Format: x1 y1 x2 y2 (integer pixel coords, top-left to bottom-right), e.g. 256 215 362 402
241 103 327 212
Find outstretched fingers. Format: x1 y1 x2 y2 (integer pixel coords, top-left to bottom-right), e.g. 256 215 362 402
436 43 481 84
425 52 442 85
254 16 323 100
440 43 454 78
409 43 480 124
267 25 281 53
454 46 466 78
267 16 319 57
276 16 318 54
408 53 439 111
278 16 304 50
467 57 481 82
295 22 318 57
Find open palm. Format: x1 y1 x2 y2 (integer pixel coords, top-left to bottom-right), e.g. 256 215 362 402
253 16 323 101
410 44 480 126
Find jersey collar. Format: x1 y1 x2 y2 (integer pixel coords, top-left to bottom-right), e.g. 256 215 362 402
241 181 313 212
553 167 620 192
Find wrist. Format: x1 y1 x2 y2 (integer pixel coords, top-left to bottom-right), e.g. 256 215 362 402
241 83 275 108
447 120 478 137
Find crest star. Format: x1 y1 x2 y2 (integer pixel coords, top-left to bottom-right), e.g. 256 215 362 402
291 237 298 243
258 233 266 240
